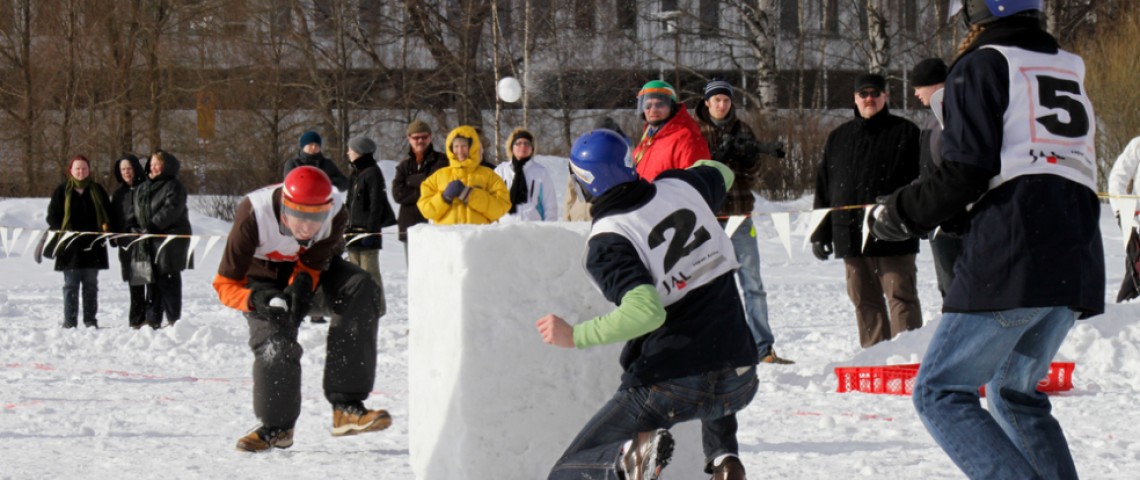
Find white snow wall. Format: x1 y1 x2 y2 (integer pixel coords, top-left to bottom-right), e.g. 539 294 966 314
408 222 705 479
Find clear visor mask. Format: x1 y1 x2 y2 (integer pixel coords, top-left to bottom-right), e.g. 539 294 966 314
282 196 333 223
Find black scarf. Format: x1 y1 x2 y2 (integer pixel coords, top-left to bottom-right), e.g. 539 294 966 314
508 156 530 214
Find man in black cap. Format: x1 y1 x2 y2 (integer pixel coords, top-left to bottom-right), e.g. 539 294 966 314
810 72 923 348
283 130 349 192
910 58 961 299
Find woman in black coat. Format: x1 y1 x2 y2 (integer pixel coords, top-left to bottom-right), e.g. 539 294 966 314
45 155 111 328
110 154 147 328
133 150 193 328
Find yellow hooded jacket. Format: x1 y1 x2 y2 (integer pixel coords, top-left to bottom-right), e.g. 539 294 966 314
417 125 511 225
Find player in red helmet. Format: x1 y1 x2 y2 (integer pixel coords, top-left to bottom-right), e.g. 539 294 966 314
214 166 393 452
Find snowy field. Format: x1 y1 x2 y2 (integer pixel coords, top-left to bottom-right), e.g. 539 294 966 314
2 157 1140 479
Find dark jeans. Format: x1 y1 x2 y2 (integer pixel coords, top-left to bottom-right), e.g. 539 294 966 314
244 256 382 429
62 269 99 327
128 284 146 328
548 366 758 479
929 233 963 298
145 272 182 327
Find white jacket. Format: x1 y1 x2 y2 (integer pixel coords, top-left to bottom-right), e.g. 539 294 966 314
494 159 559 222
1107 136 1140 220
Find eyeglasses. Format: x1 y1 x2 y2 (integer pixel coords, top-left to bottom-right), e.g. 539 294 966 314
857 89 883 99
513 140 532 147
409 134 430 141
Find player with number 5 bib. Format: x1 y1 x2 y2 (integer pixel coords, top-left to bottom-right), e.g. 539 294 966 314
867 1 1103 478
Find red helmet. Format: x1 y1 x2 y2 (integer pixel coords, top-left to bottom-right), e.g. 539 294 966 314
282 166 333 221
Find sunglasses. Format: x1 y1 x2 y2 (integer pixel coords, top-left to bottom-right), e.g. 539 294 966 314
409 134 431 141
513 140 532 147
857 89 883 99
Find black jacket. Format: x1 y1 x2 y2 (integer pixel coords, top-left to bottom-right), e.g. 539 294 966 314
45 182 111 272
694 103 775 216
391 145 448 241
110 156 145 281
283 152 349 191
346 154 395 250
889 18 1104 317
134 154 193 274
586 168 758 389
812 106 921 257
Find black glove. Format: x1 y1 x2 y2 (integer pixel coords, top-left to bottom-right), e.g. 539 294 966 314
811 241 832 261
869 202 915 242
765 141 787 159
249 284 291 326
442 180 470 203
283 272 314 323
712 136 735 162
733 138 762 160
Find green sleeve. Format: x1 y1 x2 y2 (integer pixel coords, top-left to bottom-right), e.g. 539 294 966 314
572 284 666 349
690 159 735 190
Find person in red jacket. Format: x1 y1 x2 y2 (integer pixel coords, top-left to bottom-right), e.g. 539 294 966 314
632 80 711 181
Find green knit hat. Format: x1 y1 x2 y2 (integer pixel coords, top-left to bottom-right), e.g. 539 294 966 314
637 80 678 113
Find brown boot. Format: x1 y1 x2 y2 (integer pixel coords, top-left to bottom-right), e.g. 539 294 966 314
760 348 794 365
711 455 746 480
332 402 392 437
235 425 294 452
620 429 674 480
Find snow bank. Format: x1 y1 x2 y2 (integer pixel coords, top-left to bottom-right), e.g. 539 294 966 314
407 222 704 479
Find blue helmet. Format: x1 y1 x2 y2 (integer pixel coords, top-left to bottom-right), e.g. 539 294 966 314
569 129 638 198
959 0 1042 26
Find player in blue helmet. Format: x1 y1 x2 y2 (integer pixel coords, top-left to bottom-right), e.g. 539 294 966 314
956 0 1043 26
537 130 760 479
870 0 1100 478
568 129 638 200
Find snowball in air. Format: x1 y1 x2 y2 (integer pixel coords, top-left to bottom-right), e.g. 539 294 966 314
497 77 522 103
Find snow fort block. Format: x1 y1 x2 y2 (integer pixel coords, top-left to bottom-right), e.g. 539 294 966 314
408 222 704 479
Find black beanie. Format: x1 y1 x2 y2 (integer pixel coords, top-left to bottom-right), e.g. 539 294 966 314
911 58 948 87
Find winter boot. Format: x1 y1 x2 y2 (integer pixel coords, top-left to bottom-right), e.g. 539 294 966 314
710 455 746 480
620 428 674 480
332 402 392 436
235 425 294 452
760 347 794 365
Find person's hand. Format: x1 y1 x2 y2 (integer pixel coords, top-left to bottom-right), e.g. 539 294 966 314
869 203 914 242
249 285 291 326
283 272 314 323
359 234 381 249
442 180 470 203
811 241 832 261
535 314 575 349
733 138 761 159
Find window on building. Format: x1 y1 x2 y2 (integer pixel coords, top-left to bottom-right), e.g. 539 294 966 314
531 0 555 31
823 0 839 35
358 0 384 36
780 0 799 36
617 0 637 33
699 0 719 37
574 0 595 32
899 0 917 33
270 0 292 35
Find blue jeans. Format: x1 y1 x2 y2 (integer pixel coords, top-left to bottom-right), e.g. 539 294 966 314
62 268 99 327
914 307 1078 480
548 366 758 479
729 217 773 356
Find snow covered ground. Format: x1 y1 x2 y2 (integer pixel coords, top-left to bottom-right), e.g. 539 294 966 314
2 158 1140 479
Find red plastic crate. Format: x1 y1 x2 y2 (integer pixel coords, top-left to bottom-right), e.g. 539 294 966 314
835 362 1075 396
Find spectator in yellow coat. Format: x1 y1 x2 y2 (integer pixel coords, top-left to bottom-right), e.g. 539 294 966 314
417 125 511 225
